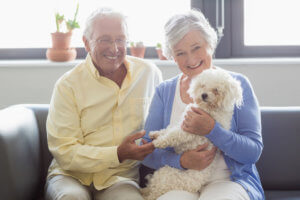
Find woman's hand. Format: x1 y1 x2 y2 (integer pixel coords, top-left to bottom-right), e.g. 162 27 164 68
180 143 217 170
181 107 215 136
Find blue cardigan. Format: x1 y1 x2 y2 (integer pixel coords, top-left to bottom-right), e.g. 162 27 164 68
141 71 264 200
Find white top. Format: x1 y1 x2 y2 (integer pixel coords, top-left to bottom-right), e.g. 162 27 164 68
169 74 187 127
170 74 231 182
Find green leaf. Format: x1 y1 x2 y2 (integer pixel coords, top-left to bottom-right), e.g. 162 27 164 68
55 13 64 32
65 3 80 31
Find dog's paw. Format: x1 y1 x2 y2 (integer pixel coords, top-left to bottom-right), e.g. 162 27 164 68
140 187 150 196
152 138 168 148
141 188 154 200
149 131 160 140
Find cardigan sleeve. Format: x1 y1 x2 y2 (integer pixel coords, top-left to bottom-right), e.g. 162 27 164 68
206 74 263 164
141 85 184 170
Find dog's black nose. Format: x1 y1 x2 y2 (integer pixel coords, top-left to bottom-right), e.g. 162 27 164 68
202 93 208 100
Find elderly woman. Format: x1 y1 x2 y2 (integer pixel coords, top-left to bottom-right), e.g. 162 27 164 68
140 10 264 200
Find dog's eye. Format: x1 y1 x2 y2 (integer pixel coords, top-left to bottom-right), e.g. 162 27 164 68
212 88 219 95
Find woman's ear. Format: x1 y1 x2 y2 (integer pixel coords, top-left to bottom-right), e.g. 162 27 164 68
82 36 91 52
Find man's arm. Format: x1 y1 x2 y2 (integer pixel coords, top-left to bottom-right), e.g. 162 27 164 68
47 80 154 173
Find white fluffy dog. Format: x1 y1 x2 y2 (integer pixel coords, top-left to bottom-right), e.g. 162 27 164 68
142 68 243 200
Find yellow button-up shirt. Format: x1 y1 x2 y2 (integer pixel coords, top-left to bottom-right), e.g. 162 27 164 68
47 54 162 190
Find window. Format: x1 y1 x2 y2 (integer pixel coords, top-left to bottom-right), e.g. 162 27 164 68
2 0 298 59
230 0 300 58
197 0 300 58
0 0 190 59
244 0 300 46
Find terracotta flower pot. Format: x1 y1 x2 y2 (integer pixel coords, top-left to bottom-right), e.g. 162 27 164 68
51 32 72 49
156 48 167 60
46 48 77 62
46 31 77 62
130 47 146 58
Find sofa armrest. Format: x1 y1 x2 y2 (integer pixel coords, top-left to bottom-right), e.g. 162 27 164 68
258 107 300 190
0 105 41 200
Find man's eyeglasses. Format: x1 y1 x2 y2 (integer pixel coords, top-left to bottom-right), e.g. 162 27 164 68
95 39 128 47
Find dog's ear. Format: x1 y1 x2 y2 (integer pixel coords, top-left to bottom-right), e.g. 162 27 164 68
222 76 243 109
188 76 199 101
230 78 243 108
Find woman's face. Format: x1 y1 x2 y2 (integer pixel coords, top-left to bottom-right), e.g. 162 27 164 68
173 30 213 78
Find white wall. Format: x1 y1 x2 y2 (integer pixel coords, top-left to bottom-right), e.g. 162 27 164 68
1 58 300 109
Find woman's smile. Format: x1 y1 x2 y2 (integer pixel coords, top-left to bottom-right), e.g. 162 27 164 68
187 60 203 69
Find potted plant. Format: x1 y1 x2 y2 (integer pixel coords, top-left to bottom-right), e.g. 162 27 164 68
46 3 80 62
130 41 146 58
156 43 167 60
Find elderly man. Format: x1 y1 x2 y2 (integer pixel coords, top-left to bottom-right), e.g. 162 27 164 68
45 8 162 200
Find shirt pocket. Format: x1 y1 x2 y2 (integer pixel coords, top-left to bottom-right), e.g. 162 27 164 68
129 98 150 131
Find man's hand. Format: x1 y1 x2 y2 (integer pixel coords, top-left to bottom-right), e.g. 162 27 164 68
180 143 217 170
182 107 215 136
117 130 155 163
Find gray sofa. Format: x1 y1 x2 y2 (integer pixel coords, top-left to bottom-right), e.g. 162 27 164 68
0 104 300 200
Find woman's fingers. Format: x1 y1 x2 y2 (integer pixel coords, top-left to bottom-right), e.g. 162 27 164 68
191 106 203 114
195 143 209 151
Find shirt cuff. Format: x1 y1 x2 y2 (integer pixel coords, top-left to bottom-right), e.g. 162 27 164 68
103 146 120 168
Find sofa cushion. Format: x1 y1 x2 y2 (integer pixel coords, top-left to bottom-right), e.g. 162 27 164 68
265 190 300 200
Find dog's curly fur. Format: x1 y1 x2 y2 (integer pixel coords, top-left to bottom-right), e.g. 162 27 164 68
142 68 243 200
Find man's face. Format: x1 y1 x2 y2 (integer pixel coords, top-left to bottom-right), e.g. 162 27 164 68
84 16 127 75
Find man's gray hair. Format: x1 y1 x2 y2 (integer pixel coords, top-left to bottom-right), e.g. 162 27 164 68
163 10 217 59
83 7 128 40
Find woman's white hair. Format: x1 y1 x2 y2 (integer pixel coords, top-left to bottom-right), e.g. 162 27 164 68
83 7 128 40
163 9 217 59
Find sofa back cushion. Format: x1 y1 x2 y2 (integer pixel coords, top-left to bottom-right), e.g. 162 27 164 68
257 107 300 190
25 105 52 192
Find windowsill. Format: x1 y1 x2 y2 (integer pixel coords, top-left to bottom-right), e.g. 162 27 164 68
1 57 300 68
0 59 81 68
213 57 300 66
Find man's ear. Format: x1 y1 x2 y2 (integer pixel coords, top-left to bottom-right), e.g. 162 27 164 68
82 36 91 52
173 55 177 63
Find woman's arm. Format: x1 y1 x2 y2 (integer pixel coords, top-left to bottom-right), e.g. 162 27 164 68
182 75 263 164
142 84 217 170
141 86 184 170
207 75 263 164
